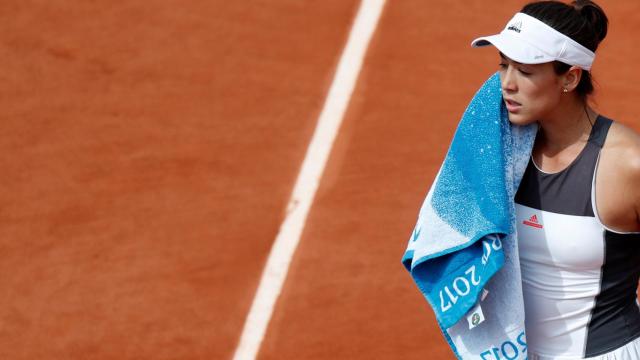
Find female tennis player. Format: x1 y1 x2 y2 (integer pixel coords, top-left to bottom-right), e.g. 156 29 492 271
472 1 640 358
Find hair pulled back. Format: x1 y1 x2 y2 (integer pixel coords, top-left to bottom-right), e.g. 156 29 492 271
521 0 608 100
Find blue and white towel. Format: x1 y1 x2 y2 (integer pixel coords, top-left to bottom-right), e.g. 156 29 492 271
402 73 537 359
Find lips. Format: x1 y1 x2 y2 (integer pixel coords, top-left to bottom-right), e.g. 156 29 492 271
504 98 522 113
504 98 521 106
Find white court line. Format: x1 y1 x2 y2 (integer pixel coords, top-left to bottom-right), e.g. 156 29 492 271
231 1 387 359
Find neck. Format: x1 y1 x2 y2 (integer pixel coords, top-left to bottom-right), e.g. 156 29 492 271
536 96 596 152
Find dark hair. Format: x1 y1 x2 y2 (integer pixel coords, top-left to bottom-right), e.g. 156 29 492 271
521 0 608 101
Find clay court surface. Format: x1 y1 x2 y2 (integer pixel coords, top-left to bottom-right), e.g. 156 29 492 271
2 1 639 359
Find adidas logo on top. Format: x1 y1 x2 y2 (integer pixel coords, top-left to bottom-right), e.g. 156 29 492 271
507 20 522 33
523 214 543 229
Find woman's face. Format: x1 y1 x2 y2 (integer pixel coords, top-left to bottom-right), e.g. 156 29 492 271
498 53 565 125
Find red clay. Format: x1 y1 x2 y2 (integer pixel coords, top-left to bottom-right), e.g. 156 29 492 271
0 1 358 359
1 1 639 360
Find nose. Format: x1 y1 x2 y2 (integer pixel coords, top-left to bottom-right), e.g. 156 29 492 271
500 66 517 93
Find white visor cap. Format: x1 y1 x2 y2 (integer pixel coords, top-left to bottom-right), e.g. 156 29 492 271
471 12 595 71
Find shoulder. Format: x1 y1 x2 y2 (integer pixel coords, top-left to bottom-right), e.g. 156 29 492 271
604 121 640 170
596 119 640 228
604 121 640 196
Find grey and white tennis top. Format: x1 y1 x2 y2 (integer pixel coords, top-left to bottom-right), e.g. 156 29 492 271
515 115 640 359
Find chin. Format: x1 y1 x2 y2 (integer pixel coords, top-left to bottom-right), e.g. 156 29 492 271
507 113 536 126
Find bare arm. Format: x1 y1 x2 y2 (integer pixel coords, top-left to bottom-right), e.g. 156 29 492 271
624 130 640 227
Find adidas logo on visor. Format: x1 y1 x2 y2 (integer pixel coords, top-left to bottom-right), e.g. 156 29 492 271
507 20 522 33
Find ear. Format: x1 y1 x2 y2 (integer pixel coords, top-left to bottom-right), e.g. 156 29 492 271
561 66 583 92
